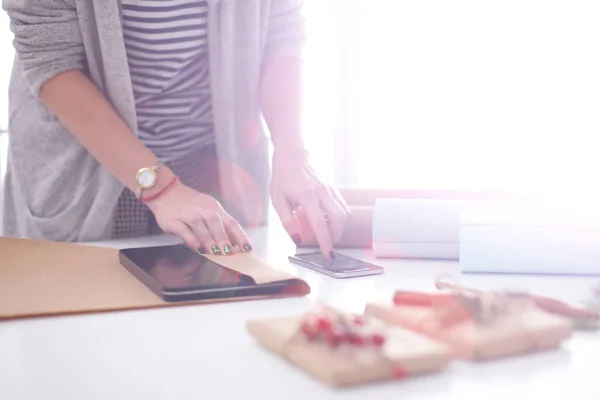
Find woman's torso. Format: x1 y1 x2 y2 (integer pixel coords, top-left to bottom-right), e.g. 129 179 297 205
3 0 301 240
121 0 214 162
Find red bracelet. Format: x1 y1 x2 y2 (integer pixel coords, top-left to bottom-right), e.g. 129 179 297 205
141 176 179 203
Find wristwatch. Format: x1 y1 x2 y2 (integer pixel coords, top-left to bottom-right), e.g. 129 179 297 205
134 161 163 200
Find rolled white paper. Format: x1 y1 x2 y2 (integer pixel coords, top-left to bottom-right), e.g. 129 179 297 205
372 199 471 259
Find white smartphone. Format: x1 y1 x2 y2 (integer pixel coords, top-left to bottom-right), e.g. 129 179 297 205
288 251 384 279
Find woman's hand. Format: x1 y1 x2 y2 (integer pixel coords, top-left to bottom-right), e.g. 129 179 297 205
270 147 350 259
145 181 252 255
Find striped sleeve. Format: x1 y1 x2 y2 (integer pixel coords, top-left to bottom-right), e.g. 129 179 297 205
2 0 86 96
263 0 306 62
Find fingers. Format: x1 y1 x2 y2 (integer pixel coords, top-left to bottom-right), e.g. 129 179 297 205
303 199 334 259
201 210 234 255
222 214 253 252
187 215 217 254
293 206 316 245
330 186 351 216
166 221 202 251
185 210 250 255
151 184 250 255
272 192 303 246
319 188 348 243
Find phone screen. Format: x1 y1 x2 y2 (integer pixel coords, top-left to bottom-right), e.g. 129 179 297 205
294 252 380 272
121 245 253 291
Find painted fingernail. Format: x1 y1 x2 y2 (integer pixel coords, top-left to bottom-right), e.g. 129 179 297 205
292 234 302 246
224 245 233 255
243 243 253 252
329 251 336 260
198 247 206 255
212 245 222 255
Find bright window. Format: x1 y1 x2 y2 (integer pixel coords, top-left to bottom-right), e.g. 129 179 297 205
303 1 600 198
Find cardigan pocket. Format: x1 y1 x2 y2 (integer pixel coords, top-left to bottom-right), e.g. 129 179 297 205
25 191 93 242
8 93 102 242
22 157 106 243
22 157 99 243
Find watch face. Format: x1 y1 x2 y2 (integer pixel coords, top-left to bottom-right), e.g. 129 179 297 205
137 169 157 189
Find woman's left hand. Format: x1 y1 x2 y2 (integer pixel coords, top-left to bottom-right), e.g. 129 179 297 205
270 146 350 259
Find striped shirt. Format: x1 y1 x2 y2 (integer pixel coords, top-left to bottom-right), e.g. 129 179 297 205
121 0 214 162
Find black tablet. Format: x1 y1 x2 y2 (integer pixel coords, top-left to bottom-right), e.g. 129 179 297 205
119 245 289 302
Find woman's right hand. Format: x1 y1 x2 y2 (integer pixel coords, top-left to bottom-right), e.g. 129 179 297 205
145 181 252 255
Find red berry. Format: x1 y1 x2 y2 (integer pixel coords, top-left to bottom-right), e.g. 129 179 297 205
348 333 365 346
316 316 333 331
370 333 385 347
393 367 408 380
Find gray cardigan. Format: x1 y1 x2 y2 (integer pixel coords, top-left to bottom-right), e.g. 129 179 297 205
2 0 305 241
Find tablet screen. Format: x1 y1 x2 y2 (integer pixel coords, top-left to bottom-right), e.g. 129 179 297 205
121 245 252 291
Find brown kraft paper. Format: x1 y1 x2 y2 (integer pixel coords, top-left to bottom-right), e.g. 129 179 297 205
365 295 573 361
246 310 453 387
0 237 310 321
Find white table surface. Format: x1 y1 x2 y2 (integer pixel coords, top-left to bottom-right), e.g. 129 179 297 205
1 224 599 400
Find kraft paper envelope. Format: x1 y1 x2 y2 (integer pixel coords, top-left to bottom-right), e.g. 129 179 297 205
0 237 310 321
366 298 572 361
247 314 453 387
